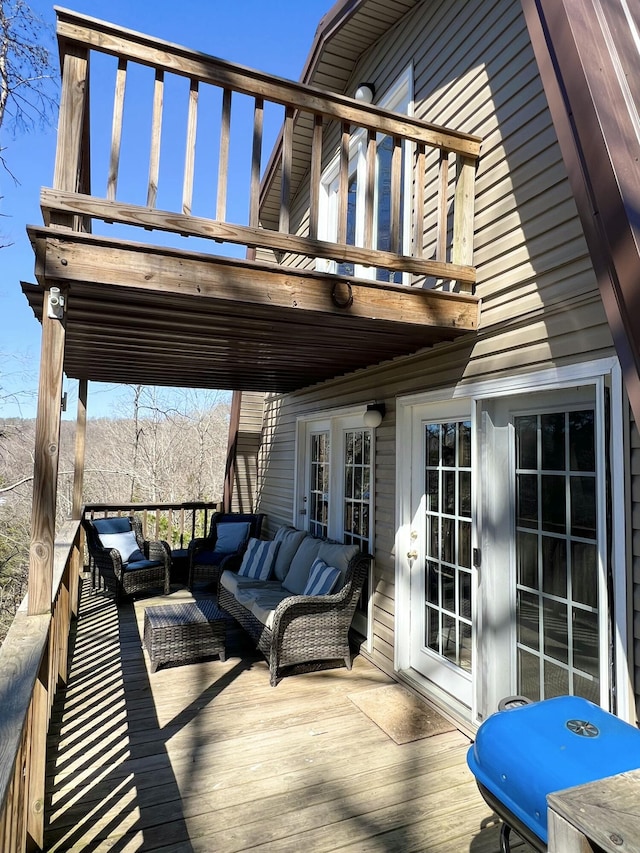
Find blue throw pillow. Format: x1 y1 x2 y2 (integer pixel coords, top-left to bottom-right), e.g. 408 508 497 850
238 538 280 580
213 521 251 555
303 558 341 596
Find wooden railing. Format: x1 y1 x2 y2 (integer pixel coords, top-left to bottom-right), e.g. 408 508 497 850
42 9 481 290
0 520 82 852
83 500 222 549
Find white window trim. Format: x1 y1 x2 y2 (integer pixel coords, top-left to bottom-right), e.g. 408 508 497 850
317 65 414 282
395 357 631 723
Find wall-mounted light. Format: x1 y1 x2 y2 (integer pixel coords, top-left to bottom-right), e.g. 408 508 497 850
354 82 375 104
363 402 386 428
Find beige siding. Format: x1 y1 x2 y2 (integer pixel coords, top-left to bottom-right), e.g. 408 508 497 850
232 392 265 514
253 0 621 684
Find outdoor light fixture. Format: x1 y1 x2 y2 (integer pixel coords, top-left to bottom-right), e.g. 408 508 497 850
363 402 386 428
355 82 375 103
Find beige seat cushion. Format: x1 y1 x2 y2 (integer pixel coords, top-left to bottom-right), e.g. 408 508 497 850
250 590 292 629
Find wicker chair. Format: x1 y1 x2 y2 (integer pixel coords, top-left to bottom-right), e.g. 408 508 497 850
188 512 265 591
83 516 171 604
218 550 372 686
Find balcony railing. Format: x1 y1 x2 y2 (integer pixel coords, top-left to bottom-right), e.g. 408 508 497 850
0 520 81 851
83 500 222 549
42 9 481 290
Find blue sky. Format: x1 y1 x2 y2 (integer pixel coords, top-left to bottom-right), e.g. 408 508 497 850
0 0 330 418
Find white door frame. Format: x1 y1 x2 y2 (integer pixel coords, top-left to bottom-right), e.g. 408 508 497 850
395 357 631 724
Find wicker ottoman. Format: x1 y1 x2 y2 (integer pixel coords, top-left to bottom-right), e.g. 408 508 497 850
143 600 228 672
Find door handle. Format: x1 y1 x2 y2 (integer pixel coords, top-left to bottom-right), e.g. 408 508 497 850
407 550 418 560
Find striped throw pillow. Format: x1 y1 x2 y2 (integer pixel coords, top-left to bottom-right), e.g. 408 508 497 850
303 558 341 596
237 538 280 581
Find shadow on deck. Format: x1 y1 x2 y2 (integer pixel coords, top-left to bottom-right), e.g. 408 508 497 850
44 580 528 852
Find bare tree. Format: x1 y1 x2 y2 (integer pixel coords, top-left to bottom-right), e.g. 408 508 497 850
0 0 58 181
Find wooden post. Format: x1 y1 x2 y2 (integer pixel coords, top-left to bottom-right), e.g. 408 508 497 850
452 154 476 289
72 378 87 519
28 289 66 615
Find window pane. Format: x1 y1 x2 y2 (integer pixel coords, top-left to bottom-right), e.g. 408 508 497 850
516 416 537 469
569 410 595 472
458 421 472 467
443 470 455 514
458 520 471 569
541 474 566 534
543 599 568 664
427 470 439 512
427 424 440 466
574 674 599 704
517 474 538 529
544 660 569 699
459 471 471 516
573 608 599 678
459 569 472 619
517 590 539 651
442 517 454 564
571 542 598 607
542 536 567 598
518 649 540 701
426 605 439 652
442 566 455 614
541 413 565 470
442 423 456 467
426 561 439 605
571 476 596 539
517 531 538 589
460 623 472 672
442 614 456 662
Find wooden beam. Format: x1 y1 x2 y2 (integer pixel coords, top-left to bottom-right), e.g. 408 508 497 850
40 190 477 285
30 228 479 328
71 378 87 520
28 289 66 616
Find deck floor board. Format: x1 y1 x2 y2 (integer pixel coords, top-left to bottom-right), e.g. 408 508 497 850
44 582 533 852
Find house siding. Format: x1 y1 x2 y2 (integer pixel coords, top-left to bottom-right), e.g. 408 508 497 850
231 392 265 514
245 0 627 694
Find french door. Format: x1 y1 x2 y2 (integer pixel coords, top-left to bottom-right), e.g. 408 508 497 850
300 414 374 637
405 385 611 718
409 400 474 707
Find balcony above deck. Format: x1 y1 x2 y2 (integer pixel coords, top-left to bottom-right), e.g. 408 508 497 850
24 227 478 392
23 9 481 393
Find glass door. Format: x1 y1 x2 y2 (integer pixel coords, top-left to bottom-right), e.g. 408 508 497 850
409 403 474 707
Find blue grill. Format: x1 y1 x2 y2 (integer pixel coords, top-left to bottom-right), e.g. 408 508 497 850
467 696 640 850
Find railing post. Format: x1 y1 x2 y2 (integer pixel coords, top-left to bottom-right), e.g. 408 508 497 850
51 42 89 228
26 652 49 849
28 294 65 616
452 154 476 291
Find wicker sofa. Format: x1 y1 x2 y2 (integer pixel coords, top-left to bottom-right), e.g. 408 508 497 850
218 525 372 686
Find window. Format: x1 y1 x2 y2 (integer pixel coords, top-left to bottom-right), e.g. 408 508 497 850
318 68 413 283
297 411 375 641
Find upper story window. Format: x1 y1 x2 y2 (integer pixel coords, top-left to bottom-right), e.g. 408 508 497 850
318 67 413 284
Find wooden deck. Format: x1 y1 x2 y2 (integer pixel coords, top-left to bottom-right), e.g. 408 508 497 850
44 581 529 852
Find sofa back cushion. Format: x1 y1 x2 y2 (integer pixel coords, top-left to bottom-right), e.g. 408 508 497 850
272 527 307 581
213 521 251 555
317 541 359 589
282 535 323 594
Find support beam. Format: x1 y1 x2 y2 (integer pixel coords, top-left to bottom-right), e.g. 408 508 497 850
72 378 88 519
28 289 66 616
